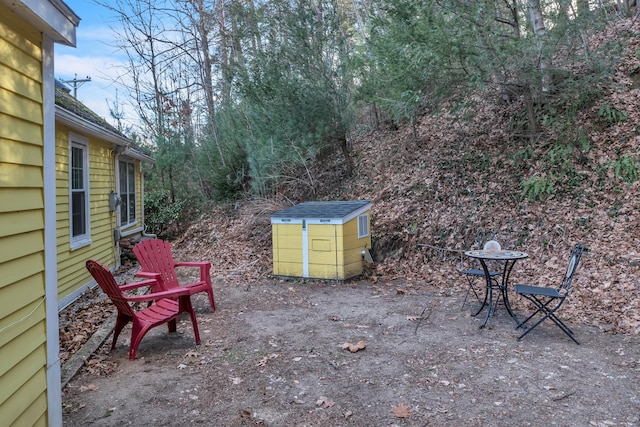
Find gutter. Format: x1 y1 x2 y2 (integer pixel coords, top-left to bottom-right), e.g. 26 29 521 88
55 106 131 146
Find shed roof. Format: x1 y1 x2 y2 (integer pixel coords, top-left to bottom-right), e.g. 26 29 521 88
271 200 371 221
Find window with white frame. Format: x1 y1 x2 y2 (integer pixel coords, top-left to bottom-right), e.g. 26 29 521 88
119 159 136 226
70 135 91 248
358 214 369 238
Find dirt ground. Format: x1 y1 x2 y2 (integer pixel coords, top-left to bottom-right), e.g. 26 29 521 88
60 274 640 427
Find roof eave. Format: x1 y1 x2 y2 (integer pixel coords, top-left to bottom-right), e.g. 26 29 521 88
121 148 155 164
56 105 131 147
2 0 80 46
56 106 155 164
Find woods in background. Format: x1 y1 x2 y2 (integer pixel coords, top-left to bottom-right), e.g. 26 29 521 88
97 0 637 234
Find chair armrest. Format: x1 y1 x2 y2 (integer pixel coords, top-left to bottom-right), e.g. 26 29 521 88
121 275 166 293
136 271 161 279
135 271 164 289
119 279 160 291
124 286 192 303
175 261 211 268
175 261 212 282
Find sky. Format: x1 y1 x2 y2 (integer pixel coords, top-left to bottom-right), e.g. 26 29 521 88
55 0 136 129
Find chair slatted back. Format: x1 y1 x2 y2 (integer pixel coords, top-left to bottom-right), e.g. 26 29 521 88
86 260 136 316
559 243 586 294
133 239 179 290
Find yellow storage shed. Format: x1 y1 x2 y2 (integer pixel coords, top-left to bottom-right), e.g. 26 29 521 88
271 200 372 280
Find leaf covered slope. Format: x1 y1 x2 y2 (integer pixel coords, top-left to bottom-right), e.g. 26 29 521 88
176 18 640 336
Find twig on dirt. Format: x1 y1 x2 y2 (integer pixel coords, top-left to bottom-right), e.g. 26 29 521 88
262 394 277 403
413 305 432 334
417 244 465 253
552 391 576 401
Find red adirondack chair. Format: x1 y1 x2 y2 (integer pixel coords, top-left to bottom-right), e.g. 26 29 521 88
133 239 216 312
86 259 201 361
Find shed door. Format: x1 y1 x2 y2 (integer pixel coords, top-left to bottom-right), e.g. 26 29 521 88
306 223 338 279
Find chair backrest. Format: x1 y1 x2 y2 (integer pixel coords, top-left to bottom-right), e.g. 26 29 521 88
86 260 135 317
133 239 179 290
559 243 586 294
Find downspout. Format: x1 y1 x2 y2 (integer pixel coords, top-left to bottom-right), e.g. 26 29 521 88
112 148 122 267
43 35 63 427
140 160 157 239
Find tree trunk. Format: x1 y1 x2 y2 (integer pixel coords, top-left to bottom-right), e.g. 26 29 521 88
340 135 354 177
524 85 540 136
527 0 552 94
191 0 226 167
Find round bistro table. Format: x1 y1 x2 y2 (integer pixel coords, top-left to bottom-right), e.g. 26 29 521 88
464 249 528 329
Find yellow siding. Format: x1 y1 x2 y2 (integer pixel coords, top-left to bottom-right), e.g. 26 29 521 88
0 210 43 240
308 264 339 279
0 87 44 124
341 214 371 280
0 363 48 426
55 124 119 302
0 136 43 166
0 113 43 146
0 230 44 264
272 223 303 277
0 253 44 290
0 162 43 187
308 223 340 280
0 4 48 424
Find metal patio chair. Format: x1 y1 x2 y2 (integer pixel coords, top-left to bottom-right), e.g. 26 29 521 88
514 243 586 344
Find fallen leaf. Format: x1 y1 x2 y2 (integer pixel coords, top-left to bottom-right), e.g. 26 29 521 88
316 396 335 408
256 353 279 366
341 340 366 353
390 402 412 418
79 384 98 392
323 399 335 408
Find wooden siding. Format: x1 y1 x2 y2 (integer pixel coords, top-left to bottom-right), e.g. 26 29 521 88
55 124 119 302
0 3 48 425
340 214 371 280
272 223 304 277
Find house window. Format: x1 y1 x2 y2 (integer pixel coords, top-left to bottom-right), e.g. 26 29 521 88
358 214 369 238
119 159 136 226
70 135 91 248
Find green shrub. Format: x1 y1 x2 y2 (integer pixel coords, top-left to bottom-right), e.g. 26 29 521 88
598 104 628 125
611 155 640 183
144 191 188 238
521 176 555 201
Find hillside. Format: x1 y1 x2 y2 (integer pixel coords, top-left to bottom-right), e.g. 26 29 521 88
172 19 640 336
